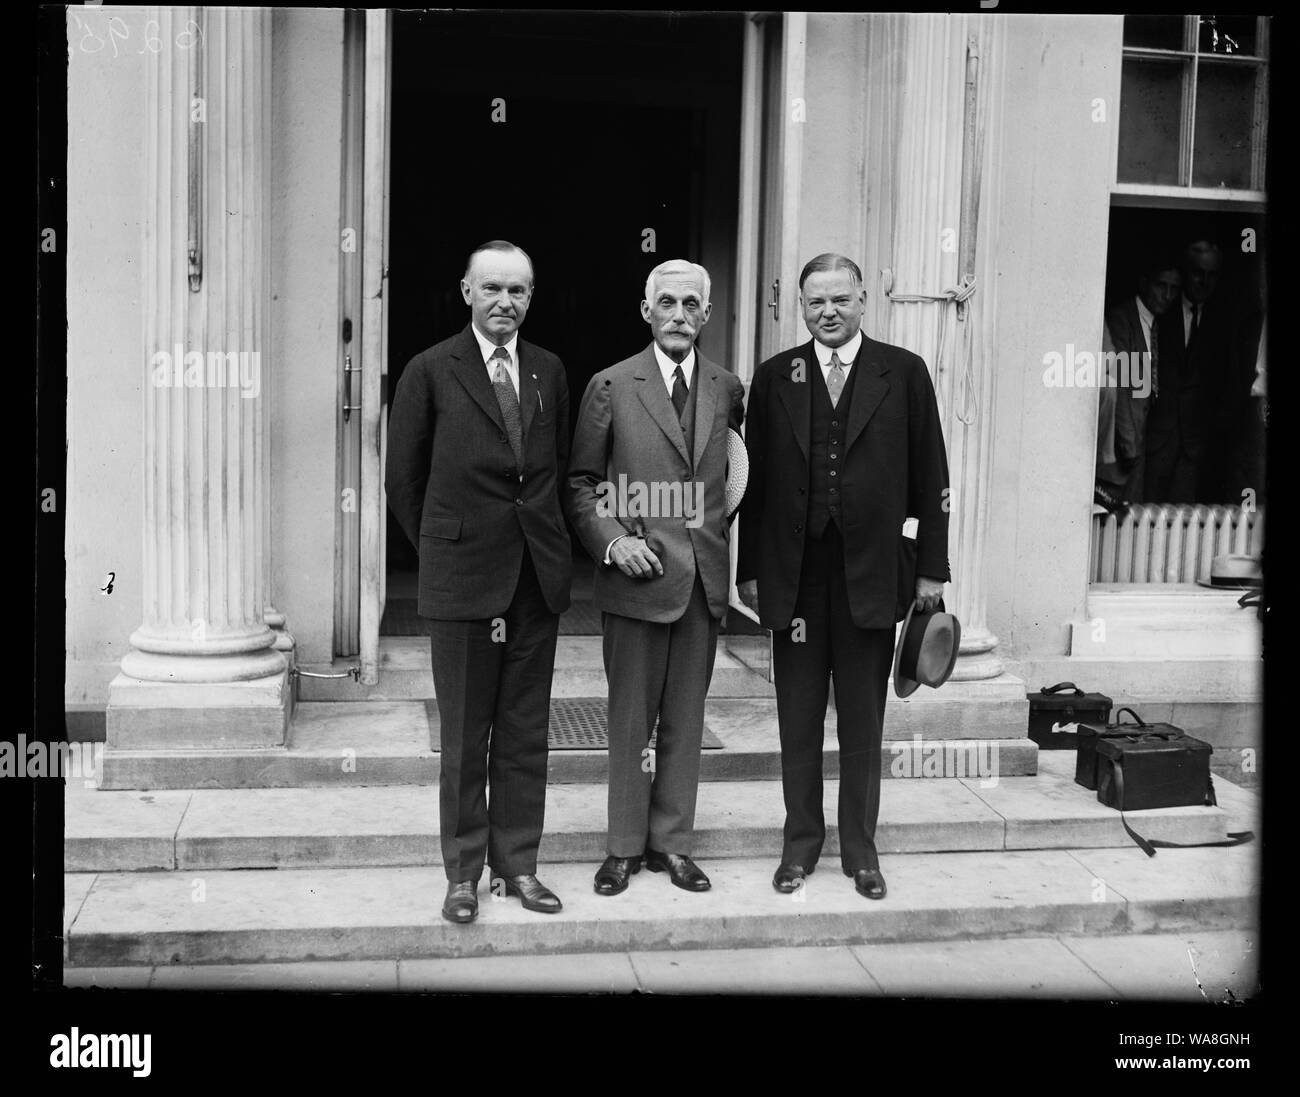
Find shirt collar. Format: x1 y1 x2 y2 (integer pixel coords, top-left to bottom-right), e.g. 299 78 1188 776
1134 295 1154 330
653 341 695 386
470 323 519 369
812 329 863 368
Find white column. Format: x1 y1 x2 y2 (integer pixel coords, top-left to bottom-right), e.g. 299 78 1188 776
874 14 1007 681
108 7 288 749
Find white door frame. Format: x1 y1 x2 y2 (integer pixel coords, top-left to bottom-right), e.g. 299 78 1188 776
358 8 392 685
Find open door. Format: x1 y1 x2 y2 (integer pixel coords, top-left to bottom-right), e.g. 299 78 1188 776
358 8 393 685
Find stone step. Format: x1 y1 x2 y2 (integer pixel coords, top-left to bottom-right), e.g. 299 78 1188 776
100 695 1036 789
63 845 1259 967
68 754 1258 873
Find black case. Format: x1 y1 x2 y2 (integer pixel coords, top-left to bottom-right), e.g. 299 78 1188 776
1075 707 1179 790
1095 731 1213 811
1027 682 1113 750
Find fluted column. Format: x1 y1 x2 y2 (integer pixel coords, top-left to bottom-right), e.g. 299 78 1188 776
875 14 1006 681
108 7 288 749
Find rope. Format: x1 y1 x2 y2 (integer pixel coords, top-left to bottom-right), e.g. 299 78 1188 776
880 269 979 425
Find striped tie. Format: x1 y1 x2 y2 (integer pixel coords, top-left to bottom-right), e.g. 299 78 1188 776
826 350 846 408
490 347 523 470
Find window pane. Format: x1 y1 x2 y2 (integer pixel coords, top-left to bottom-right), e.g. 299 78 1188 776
1193 61 1258 188
1198 15 1258 56
1118 58 1185 185
1124 15 1186 51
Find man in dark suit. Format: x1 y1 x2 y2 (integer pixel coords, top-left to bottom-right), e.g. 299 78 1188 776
566 260 745 896
1097 256 1181 504
1145 238 1227 503
386 240 572 924
738 253 950 901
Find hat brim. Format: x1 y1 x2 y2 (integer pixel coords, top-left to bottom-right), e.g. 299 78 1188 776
1193 577 1262 590
724 429 748 519
892 600 921 698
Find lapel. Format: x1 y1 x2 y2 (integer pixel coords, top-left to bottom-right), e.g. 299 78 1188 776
634 343 690 465
692 352 720 467
776 341 815 464
843 334 891 453
449 325 507 433
517 339 538 438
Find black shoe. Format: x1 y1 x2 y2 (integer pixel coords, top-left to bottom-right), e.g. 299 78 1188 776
495 873 562 914
772 862 813 894
441 879 479 924
645 849 711 892
845 867 887 900
594 855 642 896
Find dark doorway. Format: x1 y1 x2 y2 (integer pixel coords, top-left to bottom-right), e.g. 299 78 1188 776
383 9 745 611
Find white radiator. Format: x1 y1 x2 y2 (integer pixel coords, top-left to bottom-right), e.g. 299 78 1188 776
1090 504 1264 584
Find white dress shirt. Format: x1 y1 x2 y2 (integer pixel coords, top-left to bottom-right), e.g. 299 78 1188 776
653 342 695 393
1180 296 1203 348
812 329 863 381
470 324 520 398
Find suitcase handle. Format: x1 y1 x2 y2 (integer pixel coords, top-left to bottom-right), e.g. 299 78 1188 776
1107 764 1254 857
1114 707 1146 727
1041 681 1085 696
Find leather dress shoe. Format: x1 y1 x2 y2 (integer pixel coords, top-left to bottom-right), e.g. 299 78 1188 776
772 862 813 894
845 867 887 900
441 879 479 924
496 873 562 914
645 849 711 892
594 855 642 896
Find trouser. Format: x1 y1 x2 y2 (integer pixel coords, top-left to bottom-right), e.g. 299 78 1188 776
602 576 718 857
428 546 559 882
773 523 895 872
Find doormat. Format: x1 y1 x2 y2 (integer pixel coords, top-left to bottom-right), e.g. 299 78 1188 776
424 698 723 750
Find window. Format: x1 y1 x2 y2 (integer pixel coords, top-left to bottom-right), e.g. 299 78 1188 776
1117 15 1268 199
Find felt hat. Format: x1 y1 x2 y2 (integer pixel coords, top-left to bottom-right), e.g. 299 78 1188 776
893 598 962 699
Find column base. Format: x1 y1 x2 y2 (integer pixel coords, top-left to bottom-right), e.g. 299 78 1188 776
106 668 291 751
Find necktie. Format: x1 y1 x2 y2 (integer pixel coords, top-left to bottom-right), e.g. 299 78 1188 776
1148 318 1159 399
671 365 688 422
826 350 846 408
490 347 523 470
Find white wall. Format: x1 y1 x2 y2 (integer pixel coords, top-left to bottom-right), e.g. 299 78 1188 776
65 9 149 706
986 14 1123 662
269 9 345 664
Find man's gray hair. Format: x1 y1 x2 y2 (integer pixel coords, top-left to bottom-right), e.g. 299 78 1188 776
464 239 535 286
644 260 711 310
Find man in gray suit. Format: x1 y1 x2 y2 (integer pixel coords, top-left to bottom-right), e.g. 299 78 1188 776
566 260 745 896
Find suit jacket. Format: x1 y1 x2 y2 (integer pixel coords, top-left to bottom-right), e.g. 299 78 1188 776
566 343 745 623
385 324 572 619
737 335 950 631
1147 297 1228 472
1104 296 1155 498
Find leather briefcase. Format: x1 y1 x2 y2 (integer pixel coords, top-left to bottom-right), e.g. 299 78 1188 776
1027 681 1112 750
1074 707 1174 790
1094 730 1212 811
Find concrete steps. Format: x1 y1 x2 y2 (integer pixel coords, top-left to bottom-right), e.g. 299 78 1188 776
100 695 1037 789
64 846 1259 967
67 754 1253 873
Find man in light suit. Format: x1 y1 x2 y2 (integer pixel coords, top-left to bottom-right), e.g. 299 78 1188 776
386 240 572 924
566 260 745 896
1096 255 1181 505
738 253 950 901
